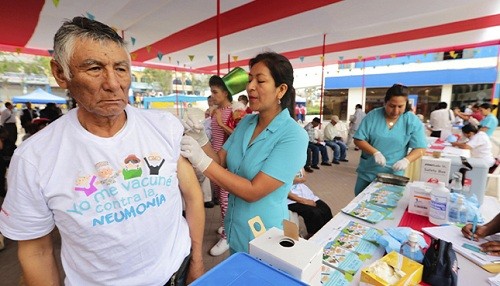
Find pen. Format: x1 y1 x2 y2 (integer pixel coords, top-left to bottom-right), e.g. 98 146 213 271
471 214 477 241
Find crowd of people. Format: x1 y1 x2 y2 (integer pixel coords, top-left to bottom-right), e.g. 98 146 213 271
0 16 499 285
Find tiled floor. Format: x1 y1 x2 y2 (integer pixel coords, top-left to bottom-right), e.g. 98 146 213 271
201 148 360 271
2 116 500 284
0 145 360 285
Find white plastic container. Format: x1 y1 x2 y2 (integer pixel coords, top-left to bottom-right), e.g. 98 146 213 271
400 232 425 263
429 182 450 225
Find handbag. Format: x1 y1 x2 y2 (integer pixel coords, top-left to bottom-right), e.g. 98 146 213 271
422 238 459 286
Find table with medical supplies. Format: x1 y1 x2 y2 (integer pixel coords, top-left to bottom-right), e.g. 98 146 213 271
310 181 499 285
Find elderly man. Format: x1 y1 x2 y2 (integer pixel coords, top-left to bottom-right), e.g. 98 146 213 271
1 102 17 145
0 17 204 285
323 115 348 164
346 104 366 150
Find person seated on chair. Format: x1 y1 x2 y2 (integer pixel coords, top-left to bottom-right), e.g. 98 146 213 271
462 212 500 256
451 123 495 168
287 169 333 239
304 117 331 168
323 115 348 164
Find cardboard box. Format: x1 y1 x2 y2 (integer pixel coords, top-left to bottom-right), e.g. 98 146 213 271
361 251 423 286
407 181 433 217
419 156 451 186
249 227 323 284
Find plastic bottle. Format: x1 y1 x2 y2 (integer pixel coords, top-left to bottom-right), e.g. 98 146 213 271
457 196 468 225
400 232 425 263
448 199 459 223
449 196 468 224
449 172 463 195
429 182 450 225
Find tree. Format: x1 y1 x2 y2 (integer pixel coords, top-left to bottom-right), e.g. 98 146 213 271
0 53 50 75
143 68 173 94
191 74 210 95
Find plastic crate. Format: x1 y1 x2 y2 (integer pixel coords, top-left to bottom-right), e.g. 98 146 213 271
191 252 308 285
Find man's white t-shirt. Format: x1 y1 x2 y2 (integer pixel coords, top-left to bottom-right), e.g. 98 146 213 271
287 183 319 204
429 108 453 132
0 105 191 285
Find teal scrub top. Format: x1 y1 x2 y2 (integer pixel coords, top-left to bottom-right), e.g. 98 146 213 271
480 114 498 137
222 109 308 253
354 107 427 182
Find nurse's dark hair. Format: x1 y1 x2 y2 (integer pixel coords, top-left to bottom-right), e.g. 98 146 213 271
461 123 478 134
53 16 128 80
385 83 412 113
249 52 295 118
480 102 498 111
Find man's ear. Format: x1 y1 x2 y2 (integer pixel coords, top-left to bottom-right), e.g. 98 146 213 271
50 59 69 89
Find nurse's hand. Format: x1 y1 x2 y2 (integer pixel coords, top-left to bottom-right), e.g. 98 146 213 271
181 136 213 172
393 158 410 171
182 115 209 147
373 151 386 166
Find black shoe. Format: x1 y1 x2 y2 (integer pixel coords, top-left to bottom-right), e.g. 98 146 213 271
340 159 349 162
321 162 332 166
311 165 320 169
332 160 340 165
304 166 314 173
204 201 215 208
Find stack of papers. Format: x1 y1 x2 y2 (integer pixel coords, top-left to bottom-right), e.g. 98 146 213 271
422 225 500 273
488 274 500 286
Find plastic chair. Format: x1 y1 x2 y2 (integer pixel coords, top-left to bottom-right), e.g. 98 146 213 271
487 137 500 200
288 210 300 227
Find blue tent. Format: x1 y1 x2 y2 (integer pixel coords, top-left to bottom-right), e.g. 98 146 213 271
12 88 67 104
143 93 207 109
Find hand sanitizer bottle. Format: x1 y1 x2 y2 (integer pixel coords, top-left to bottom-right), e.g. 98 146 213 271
457 196 468 225
449 172 462 195
449 196 467 224
400 232 424 263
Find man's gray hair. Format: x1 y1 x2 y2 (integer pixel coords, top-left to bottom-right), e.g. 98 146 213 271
53 16 129 80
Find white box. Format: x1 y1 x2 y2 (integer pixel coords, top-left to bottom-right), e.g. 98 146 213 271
249 227 323 284
407 181 433 216
419 156 451 186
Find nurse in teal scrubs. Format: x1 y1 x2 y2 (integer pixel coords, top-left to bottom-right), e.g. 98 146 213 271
353 84 427 196
478 103 498 137
181 52 309 253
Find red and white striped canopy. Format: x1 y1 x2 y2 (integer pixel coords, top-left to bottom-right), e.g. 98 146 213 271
1 0 499 74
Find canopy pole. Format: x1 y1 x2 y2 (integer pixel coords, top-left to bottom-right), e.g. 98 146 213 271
216 0 221 76
361 59 366 107
319 33 326 123
492 44 500 117
175 67 179 116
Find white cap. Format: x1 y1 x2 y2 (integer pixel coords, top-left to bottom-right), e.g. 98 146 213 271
409 232 419 243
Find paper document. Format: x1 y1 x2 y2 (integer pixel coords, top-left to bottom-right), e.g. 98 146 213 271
422 225 500 273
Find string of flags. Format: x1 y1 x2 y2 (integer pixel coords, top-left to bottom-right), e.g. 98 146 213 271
34 2 491 69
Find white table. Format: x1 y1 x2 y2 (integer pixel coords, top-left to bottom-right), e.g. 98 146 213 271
310 182 499 286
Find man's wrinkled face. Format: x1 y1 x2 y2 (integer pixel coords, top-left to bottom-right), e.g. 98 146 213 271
56 38 131 119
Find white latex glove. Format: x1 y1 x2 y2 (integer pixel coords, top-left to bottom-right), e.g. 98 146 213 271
181 115 209 146
373 151 386 166
393 158 410 171
180 136 213 172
